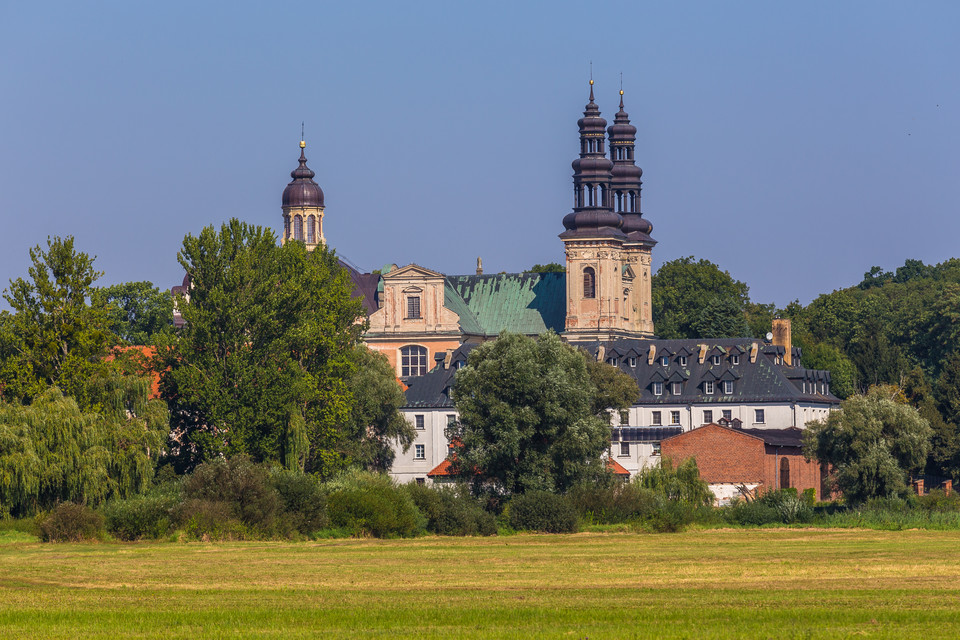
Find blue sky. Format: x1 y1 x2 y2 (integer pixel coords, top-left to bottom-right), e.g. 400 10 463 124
1 1 958 308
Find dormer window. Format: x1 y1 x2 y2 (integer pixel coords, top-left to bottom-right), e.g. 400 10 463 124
406 295 421 319
608 357 619 367
731 355 740 365
678 356 687 367
652 382 663 396
671 382 682 396
704 381 715 395
454 360 466 370
628 356 637 368
723 380 734 395
711 355 721 366
660 356 669 367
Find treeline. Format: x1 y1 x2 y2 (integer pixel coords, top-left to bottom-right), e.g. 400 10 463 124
652 255 960 482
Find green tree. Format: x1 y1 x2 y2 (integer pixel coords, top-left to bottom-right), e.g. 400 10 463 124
584 355 639 423
1 237 113 409
93 281 174 345
652 257 751 339
801 342 857 399
448 331 611 496
155 220 366 474
338 345 416 472
690 295 750 339
803 387 932 504
528 263 566 273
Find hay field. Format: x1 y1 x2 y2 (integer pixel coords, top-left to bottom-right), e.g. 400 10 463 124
1 529 958 639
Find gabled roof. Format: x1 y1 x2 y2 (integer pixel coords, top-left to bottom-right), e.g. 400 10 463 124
446 272 566 337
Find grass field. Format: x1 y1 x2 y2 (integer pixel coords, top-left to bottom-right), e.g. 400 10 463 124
1 529 959 639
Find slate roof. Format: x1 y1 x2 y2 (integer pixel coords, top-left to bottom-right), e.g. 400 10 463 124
662 424 806 449
444 272 566 338
401 344 472 409
611 427 684 442
338 259 380 315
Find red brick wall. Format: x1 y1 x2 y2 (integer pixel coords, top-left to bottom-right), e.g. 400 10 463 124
661 424 765 485
763 445 822 500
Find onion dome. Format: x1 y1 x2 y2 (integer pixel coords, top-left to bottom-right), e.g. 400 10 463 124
282 141 324 208
562 208 624 234
621 212 654 237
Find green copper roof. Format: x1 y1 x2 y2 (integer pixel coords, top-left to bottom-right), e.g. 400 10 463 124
445 272 566 337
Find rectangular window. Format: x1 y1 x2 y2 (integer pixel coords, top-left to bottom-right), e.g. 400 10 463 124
447 414 457 427
703 410 713 424
415 415 425 430
415 444 425 460
731 355 740 365
629 357 637 368
652 442 662 456
722 409 732 420
619 441 630 457
406 296 421 319
660 356 669 367
652 382 663 396
651 411 662 426
755 409 765 424
671 382 682 396
704 381 715 395
723 380 734 395
608 357 619 367
670 410 681 425
711 355 721 366
678 356 687 367
415 477 426 486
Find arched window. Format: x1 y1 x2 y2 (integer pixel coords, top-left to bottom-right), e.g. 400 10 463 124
583 267 596 299
284 216 290 240
400 345 428 377
294 215 303 241
780 457 790 489
306 216 316 244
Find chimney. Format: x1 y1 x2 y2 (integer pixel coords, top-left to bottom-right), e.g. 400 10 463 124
772 318 792 365
945 479 953 496
434 352 446 369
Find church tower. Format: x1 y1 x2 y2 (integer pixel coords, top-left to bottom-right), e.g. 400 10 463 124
281 140 325 250
608 89 655 337
560 81 629 342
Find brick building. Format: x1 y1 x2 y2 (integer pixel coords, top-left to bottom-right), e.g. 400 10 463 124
660 423 824 504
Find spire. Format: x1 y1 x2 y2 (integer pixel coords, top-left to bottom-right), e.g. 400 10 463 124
283 139 324 208
607 89 654 243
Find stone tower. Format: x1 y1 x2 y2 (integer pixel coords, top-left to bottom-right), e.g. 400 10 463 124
281 140 325 250
608 89 655 336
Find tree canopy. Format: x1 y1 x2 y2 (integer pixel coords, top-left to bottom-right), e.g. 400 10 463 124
155 220 367 474
447 331 618 497
803 386 932 504
93 281 174 345
652 256 752 340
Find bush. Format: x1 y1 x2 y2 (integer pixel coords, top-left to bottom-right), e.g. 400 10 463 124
405 483 496 536
326 472 425 538
568 481 659 525
271 469 328 535
182 456 279 530
177 499 249 540
725 488 814 526
918 489 960 513
635 458 714 507
507 491 578 533
103 485 181 540
38 502 105 542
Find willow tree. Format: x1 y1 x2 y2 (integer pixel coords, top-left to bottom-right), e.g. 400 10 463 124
155 220 366 474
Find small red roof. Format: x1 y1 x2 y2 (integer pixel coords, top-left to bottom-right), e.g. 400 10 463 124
607 458 630 476
427 459 454 477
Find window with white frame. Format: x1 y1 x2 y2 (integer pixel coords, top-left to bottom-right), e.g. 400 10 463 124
400 345 428 376
704 381 715 395
670 410 681 425
711 355 721 366
703 410 713 424
651 411 662 426
406 295 421 319
447 414 457 427
660 356 669 367
608 357 619 367
652 442 662 456
454 360 466 370
722 409 732 421
755 409 765 424
629 356 637 368
671 382 682 396
619 441 630 457
652 382 663 396
415 444 425 460
723 380 734 395
731 355 740 365
678 356 687 367
414 414 425 430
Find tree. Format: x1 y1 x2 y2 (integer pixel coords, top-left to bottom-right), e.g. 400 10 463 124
338 345 416 472
689 295 750 339
93 281 174 345
528 263 566 273
447 331 612 496
584 356 639 422
652 257 751 339
803 387 932 504
1 236 113 409
801 342 857 399
155 220 367 474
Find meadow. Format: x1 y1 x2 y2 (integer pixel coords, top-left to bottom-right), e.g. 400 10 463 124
1 529 959 639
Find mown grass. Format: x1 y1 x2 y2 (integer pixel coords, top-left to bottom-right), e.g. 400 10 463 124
1 529 959 638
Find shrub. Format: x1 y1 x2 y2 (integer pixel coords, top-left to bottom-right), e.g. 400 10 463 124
568 481 659 525
405 483 496 536
507 491 578 533
183 456 278 529
271 469 328 535
38 502 105 542
918 489 960 513
325 472 425 538
726 488 814 526
177 499 249 540
103 485 181 540
635 458 714 507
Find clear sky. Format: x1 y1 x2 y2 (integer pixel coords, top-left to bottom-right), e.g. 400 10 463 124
1 1 957 308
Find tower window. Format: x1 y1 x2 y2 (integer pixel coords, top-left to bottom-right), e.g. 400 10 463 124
406 296 421 319
294 215 303 241
400 345 428 377
583 267 596 299
306 216 316 244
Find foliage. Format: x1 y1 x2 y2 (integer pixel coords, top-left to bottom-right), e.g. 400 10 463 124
102 485 181 540
92 281 174 345
506 491 579 533
651 256 751 339
181 456 279 530
527 263 566 273
0 385 167 517
325 471 426 538
725 488 814 526
803 387 932 504
1 236 113 409
155 220 366 474
338 345 415 472
37 502 105 542
800 342 857 399
448 331 611 496
568 479 658 524
584 355 639 423
270 468 329 535
404 483 496 536
635 458 714 507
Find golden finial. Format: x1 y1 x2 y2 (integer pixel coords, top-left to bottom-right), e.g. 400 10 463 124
300 122 306 148
620 89 624 96
300 140 306 148
589 79 594 86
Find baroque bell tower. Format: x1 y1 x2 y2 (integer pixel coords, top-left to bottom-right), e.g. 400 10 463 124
281 139 325 250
